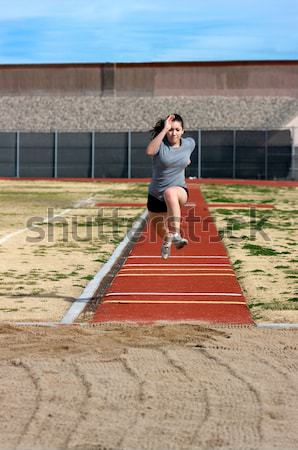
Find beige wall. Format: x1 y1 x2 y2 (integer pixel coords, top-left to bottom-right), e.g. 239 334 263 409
0 61 297 97
0 64 102 95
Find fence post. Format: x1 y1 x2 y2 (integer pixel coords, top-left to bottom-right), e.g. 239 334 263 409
233 129 236 179
291 127 297 180
264 130 268 180
91 131 95 178
198 129 201 178
16 131 20 178
54 131 58 178
128 130 131 179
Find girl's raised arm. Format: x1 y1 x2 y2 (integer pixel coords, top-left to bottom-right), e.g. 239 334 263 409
146 115 175 155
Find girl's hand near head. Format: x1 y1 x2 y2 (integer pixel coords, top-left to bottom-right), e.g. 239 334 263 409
164 114 175 132
146 114 175 156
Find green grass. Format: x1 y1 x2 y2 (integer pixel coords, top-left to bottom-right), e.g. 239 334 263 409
232 259 243 267
249 299 298 311
207 196 258 203
0 308 19 312
104 185 148 199
242 243 280 256
261 301 298 310
80 275 94 281
250 302 265 307
214 209 235 216
93 253 111 263
225 217 248 230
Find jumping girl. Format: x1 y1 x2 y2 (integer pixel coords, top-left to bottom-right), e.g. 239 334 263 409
146 113 195 259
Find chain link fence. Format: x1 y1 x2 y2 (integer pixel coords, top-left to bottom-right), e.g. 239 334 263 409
0 129 295 180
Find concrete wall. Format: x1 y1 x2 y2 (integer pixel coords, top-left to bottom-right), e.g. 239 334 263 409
0 61 298 97
0 96 297 132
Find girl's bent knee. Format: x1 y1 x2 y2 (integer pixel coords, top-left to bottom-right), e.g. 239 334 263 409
164 188 178 202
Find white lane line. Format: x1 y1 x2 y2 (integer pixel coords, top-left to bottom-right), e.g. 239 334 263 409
0 208 72 245
125 264 231 267
120 267 234 270
105 292 242 297
103 300 246 305
117 273 235 277
128 255 229 259
0 195 95 245
60 210 148 324
0 227 30 245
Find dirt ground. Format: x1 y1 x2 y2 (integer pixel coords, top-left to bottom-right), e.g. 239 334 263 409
0 180 145 322
0 323 297 450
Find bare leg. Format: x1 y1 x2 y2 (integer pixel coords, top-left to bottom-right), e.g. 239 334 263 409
148 211 173 259
163 186 188 236
148 211 168 241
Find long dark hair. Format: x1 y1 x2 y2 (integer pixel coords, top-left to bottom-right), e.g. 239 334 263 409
150 113 184 139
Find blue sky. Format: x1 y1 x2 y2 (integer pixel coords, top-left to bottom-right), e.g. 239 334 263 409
0 0 297 63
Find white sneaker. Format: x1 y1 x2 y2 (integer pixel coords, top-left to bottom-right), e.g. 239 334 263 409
172 233 188 249
161 237 172 259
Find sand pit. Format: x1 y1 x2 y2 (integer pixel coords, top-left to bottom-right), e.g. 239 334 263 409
0 323 297 450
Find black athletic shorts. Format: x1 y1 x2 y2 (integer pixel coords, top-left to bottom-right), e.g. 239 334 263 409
147 187 189 213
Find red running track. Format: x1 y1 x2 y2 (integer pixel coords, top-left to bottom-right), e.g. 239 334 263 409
95 202 275 209
1 176 297 187
92 185 254 325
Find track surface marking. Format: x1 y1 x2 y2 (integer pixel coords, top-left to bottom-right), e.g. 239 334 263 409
93 185 253 325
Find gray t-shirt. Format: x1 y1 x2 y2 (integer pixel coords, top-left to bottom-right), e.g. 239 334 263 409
148 137 195 201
